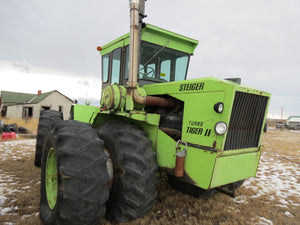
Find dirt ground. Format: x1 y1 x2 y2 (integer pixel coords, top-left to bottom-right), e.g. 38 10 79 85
0 128 299 225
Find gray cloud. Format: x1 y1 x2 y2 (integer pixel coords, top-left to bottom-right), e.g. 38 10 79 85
78 80 90 87
11 61 31 73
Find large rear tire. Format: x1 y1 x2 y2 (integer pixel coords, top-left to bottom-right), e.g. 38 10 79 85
34 110 63 167
40 120 109 225
98 120 158 222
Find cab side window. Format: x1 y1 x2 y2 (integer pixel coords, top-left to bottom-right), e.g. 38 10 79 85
111 48 121 84
102 48 122 84
102 54 109 83
160 59 171 81
175 56 189 81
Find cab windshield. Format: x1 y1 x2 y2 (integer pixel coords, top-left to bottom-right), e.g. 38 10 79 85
125 42 190 83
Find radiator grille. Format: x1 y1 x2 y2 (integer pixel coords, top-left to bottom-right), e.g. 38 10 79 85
224 91 268 150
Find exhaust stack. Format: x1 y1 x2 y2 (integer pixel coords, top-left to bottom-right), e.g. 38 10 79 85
127 0 175 108
128 0 142 88
127 0 147 107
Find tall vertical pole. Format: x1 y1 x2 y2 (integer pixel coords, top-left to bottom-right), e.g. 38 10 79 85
128 0 141 88
126 0 147 110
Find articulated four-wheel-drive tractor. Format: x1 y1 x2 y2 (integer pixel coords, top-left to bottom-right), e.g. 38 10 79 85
34 1 271 224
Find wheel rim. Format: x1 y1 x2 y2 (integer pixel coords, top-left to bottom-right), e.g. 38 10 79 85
45 147 58 209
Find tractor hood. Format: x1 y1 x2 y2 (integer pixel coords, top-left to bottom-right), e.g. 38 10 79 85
142 77 270 98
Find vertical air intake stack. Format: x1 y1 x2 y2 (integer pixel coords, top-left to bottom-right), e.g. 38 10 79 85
127 0 145 108
127 0 175 109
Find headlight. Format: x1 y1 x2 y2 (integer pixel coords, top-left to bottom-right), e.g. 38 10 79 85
215 122 227 135
214 102 224 113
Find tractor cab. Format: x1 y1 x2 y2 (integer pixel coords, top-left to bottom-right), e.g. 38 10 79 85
99 24 199 88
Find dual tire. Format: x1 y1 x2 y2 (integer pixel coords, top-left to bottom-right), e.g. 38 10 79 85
38 117 157 224
98 121 158 222
40 120 109 225
34 110 63 167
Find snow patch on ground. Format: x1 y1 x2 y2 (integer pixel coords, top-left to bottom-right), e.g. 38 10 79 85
21 214 32 219
0 139 36 217
0 172 16 216
233 195 248 204
1 207 13 216
257 216 273 225
284 211 294 218
3 222 14 225
0 139 36 161
243 154 300 206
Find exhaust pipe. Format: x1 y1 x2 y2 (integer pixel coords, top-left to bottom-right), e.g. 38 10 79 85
128 0 141 89
128 0 147 107
128 0 175 108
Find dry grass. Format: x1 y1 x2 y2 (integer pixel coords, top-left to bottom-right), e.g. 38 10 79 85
0 117 39 134
0 140 41 225
0 129 299 225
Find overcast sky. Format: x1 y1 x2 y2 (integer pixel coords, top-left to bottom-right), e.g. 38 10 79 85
0 0 299 118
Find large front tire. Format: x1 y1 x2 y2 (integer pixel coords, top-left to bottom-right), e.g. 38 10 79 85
40 120 109 225
35 110 63 167
98 120 158 222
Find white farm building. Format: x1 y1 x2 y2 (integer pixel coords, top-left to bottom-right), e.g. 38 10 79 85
0 90 74 120
286 116 300 129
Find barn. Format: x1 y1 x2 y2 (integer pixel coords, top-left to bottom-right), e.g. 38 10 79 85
0 90 74 120
286 116 300 129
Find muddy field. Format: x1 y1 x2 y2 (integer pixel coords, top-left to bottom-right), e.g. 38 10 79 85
0 128 299 225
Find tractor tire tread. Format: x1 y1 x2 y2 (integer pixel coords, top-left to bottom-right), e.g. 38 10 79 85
34 110 63 167
98 120 158 222
40 120 109 225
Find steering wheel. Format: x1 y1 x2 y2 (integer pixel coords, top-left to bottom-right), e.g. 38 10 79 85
139 66 155 78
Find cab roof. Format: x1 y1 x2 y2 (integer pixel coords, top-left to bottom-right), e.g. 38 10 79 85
99 24 199 55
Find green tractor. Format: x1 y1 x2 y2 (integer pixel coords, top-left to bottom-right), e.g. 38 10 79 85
34 0 271 224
